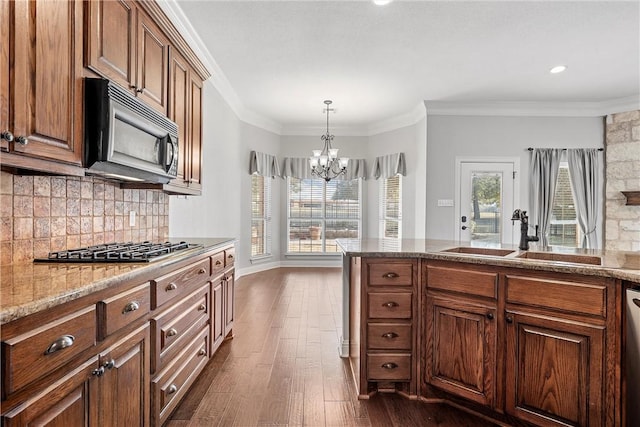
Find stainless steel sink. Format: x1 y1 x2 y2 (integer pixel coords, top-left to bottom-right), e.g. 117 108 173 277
516 251 602 265
442 247 516 257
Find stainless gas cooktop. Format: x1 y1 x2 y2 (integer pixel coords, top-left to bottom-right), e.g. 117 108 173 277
34 241 203 263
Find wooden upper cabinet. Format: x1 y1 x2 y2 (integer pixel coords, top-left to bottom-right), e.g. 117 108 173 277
0 0 9 152
164 47 203 195
136 10 169 114
86 0 168 115
7 0 83 166
85 0 136 90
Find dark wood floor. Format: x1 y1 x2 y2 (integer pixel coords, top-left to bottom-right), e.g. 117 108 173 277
167 268 497 427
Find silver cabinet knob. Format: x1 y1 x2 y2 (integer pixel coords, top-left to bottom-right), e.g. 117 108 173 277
15 136 28 145
1 130 14 142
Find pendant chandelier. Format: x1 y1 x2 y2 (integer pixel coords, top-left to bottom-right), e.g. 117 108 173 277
309 100 349 182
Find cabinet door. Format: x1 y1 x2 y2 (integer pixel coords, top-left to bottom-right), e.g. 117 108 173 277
136 10 169 115
11 0 82 165
425 296 496 407
0 0 8 152
505 311 605 427
224 272 235 337
212 280 224 352
1 357 96 426
167 48 190 190
97 324 150 427
85 0 136 91
187 71 203 191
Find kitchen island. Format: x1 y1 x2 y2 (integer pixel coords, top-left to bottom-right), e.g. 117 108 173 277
337 238 640 427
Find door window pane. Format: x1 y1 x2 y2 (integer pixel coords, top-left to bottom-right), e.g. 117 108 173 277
469 172 502 246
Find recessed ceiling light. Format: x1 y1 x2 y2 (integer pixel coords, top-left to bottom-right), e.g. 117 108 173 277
373 0 393 5
550 65 567 74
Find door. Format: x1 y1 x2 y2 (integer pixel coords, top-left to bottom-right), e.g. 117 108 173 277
457 161 517 245
505 310 605 426
136 10 169 114
426 296 496 407
212 280 224 352
224 272 235 337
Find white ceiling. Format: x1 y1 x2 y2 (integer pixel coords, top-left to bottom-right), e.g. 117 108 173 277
172 0 640 133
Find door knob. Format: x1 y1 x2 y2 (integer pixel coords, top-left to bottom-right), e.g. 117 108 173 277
461 226 468 230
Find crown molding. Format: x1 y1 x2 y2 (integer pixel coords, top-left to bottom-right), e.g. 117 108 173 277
367 102 426 136
424 96 640 117
281 125 371 137
156 0 282 135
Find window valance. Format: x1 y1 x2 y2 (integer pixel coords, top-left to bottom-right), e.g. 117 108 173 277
372 153 406 179
281 157 367 180
249 150 280 178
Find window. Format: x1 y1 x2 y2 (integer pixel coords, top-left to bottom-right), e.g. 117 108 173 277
549 163 580 247
287 178 361 253
380 175 402 239
251 175 271 257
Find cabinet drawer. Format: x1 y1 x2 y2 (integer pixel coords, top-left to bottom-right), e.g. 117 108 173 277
367 260 415 286
2 305 96 394
151 258 210 308
151 284 209 372
368 292 412 319
152 326 210 425
224 247 235 268
505 275 607 317
426 265 498 299
367 353 411 381
367 323 412 350
211 251 225 275
97 282 151 339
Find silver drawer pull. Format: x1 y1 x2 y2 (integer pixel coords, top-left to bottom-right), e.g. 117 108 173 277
215 260 222 266
381 332 398 339
198 348 206 356
167 384 178 394
381 362 398 370
198 303 206 311
383 301 399 308
383 272 399 278
122 301 140 314
44 335 75 355
166 328 178 337
198 268 206 274
166 283 178 291
228 254 234 260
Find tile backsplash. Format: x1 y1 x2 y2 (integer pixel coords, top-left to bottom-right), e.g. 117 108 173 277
0 172 169 264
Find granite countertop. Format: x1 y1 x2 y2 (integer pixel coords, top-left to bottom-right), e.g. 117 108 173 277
0 237 235 325
336 238 640 282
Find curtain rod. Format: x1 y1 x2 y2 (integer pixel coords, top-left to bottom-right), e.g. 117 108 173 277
527 147 604 151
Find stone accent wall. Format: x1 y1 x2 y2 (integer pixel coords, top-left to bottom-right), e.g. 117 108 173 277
0 172 169 264
605 110 640 251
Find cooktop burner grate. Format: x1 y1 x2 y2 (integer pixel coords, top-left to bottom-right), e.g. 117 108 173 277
34 241 202 263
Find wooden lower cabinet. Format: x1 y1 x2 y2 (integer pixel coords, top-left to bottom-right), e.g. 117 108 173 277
212 280 224 352
425 295 496 408
505 310 605 427
223 271 235 337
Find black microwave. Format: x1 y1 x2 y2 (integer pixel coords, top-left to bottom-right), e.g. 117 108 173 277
84 78 179 184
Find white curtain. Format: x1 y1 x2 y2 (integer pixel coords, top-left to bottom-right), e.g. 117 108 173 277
281 157 367 180
567 149 601 249
529 148 562 246
372 153 406 179
249 151 280 178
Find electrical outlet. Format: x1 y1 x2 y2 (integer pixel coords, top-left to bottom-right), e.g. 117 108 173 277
129 211 136 227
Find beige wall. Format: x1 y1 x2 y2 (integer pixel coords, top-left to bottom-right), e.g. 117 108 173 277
0 172 169 264
605 110 640 251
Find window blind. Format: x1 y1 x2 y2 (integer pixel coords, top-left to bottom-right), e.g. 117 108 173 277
379 175 402 239
251 175 272 257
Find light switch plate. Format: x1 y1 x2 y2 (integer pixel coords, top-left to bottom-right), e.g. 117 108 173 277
437 199 454 207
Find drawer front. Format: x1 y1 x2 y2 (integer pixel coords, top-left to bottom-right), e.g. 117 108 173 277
368 292 412 319
426 265 498 299
98 282 151 339
153 326 210 425
2 306 96 394
367 353 411 381
151 284 209 371
224 247 235 268
367 323 412 350
505 275 607 317
211 251 225 275
367 261 415 286
151 258 210 308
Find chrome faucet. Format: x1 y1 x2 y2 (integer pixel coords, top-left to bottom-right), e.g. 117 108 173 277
511 209 539 250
